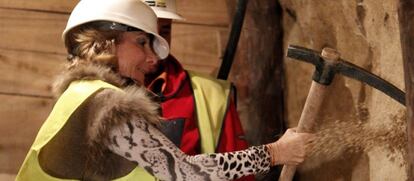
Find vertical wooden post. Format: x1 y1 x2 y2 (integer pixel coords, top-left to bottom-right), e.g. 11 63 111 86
224 0 285 146
224 0 285 179
398 0 414 179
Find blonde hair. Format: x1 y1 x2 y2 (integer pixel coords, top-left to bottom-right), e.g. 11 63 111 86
66 24 121 69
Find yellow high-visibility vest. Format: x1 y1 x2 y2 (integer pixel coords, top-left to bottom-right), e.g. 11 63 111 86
16 72 231 180
16 80 154 181
187 70 231 154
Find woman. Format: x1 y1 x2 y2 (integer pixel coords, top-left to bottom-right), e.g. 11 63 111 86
16 0 313 180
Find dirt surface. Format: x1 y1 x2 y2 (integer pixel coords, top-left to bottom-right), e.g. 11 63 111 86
279 0 407 180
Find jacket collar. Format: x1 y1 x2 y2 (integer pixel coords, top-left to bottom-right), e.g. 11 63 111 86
145 55 188 98
53 63 127 97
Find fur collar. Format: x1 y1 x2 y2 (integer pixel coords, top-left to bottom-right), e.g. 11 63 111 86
53 63 126 96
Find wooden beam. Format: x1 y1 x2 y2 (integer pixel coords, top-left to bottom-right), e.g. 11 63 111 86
225 0 285 144
398 1 414 179
0 95 54 173
223 2 286 178
176 0 230 26
0 8 68 54
171 23 229 74
0 0 77 13
0 49 64 97
0 0 230 26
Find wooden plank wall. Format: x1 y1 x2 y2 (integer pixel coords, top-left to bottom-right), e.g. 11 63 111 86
0 0 230 178
172 0 230 74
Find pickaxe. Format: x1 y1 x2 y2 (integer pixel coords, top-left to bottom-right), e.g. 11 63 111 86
279 45 406 181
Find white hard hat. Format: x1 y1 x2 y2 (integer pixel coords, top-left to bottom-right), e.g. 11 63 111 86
62 0 170 59
142 0 184 20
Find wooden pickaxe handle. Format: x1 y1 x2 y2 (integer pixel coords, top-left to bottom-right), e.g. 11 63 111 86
278 47 340 181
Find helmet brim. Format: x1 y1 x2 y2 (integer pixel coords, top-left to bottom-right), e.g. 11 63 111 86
153 9 184 20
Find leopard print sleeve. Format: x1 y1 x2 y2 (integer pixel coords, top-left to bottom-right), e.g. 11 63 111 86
107 118 271 181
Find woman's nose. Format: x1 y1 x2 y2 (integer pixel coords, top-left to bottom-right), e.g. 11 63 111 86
146 48 158 65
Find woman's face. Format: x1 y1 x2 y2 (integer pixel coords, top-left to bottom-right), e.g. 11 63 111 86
116 31 157 84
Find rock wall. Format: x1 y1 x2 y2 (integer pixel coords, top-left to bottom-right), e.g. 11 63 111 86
279 0 407 180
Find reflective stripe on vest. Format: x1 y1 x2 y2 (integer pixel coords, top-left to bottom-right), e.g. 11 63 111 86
16 80 154 181
188 70 231 153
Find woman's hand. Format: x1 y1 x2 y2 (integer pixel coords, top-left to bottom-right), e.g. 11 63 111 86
266 128 315 166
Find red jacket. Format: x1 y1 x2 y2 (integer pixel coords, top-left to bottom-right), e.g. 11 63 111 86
146 55 254 180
